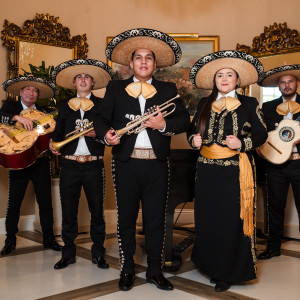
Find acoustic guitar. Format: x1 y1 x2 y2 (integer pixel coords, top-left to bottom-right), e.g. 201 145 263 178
258 117 300 164
0 108 57 169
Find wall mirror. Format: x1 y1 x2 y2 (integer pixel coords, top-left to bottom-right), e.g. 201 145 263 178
236 22 300 105
1 13 89 176
1 13 88 81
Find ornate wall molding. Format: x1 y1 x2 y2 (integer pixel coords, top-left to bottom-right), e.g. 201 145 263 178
1 13 88 78
236 22 300 57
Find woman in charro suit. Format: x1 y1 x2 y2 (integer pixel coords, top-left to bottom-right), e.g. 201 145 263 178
187 51 267 292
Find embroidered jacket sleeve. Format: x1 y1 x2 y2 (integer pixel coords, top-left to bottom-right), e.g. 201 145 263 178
0 100 18 125
51 99 67 142
94 80 115 143
239 98 267 152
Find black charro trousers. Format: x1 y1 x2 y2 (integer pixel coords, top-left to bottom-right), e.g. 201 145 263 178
112 158 168 277
59 158 106 259
6 156 54 243
266 159 300 249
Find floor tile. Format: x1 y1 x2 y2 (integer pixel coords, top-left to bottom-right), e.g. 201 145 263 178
92 282 209 300
0 250 120 300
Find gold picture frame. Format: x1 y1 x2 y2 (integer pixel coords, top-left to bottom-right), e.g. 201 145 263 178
106 33 219 115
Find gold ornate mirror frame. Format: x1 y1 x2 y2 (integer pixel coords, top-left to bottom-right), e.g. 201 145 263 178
236 22 300 57
1 13 89 79
236 22 300 97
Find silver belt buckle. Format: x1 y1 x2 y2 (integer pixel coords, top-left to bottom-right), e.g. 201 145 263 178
76 156 86 163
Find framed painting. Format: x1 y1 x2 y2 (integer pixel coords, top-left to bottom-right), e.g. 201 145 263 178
107 34 219 115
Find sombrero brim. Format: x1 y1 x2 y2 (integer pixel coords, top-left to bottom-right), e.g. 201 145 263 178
2 77 57 99
106 28 182 67
52 59 115 90
190 51 264 89
258 65 300 87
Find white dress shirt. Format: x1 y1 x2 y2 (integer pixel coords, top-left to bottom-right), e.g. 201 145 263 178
216 90 236 101
74 93 92 155
133 77 154 149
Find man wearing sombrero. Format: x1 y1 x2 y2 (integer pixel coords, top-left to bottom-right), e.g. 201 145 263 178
0 76 62 255
50 59 114 270
94 28 190 291
257 65 300 260
187 50 267 292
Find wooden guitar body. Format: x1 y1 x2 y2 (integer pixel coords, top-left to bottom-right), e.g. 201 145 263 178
258 119 300 164
0 108 56 169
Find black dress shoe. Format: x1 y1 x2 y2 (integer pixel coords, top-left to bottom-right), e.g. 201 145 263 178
119 273 134 291
215 280 231 292
258 248 281 260
0 242 16 256
54 257 76 269
43 240 63 251
210 277 217 284
92 256 109 269
146 273 173 290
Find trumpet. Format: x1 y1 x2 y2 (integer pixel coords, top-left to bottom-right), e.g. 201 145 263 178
115 94 180 138
52 121 94 152
51 94 180 151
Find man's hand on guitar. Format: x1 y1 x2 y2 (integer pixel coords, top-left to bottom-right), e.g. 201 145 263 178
49 139 61 155
255 147 265 158
12 115 33 131
294 139 300 145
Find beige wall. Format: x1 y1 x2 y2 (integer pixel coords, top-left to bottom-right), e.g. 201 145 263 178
1 0 300 217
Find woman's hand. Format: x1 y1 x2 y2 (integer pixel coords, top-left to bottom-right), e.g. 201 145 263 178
192 133 202 148
226 135 242 150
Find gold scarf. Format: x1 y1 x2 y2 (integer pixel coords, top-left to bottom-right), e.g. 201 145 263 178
68 97 94 112
125 81 157 99
211 96 241 113
276 101 300 115
200 144 254 237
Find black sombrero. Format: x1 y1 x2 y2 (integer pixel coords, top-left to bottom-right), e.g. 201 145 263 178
2 76 57 99
190 50 264 89
106 28 182 67
52 59 115 90
258 64 300 87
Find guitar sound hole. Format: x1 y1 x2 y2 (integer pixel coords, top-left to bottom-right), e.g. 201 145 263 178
279 126 295 142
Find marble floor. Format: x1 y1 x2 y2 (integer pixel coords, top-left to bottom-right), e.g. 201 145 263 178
0 224 300 300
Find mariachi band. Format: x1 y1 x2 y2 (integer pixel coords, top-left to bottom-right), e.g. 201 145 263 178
0 28 300 293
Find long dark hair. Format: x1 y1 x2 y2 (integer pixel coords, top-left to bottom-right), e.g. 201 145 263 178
197 82 218 138
197 69 239 138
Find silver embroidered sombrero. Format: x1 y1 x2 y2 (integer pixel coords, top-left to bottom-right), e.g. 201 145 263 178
190 50 264 89
2 76 57 99
106 28 182 67
52 59 115 90
258 64 300 87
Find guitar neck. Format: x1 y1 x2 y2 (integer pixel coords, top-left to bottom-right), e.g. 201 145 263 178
2 111 57 141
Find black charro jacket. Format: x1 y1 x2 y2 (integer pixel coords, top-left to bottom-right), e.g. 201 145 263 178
0 99 49 124
187 93 268 152
262 93 300 154
93 76 190 161
51 93 105 156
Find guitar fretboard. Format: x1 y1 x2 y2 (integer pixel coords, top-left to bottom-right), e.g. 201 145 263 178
1 114 55 140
